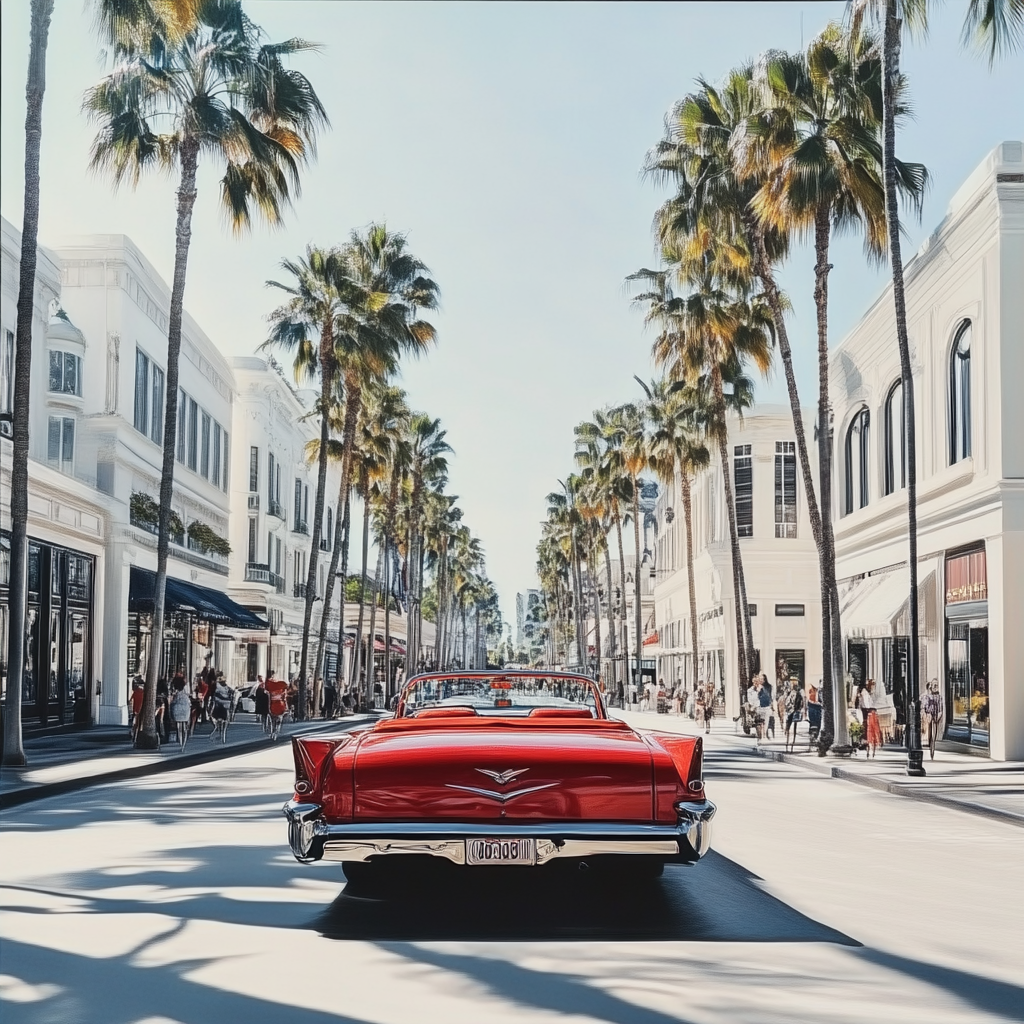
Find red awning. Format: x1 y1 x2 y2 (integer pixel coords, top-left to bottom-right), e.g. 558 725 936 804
642 630 660 647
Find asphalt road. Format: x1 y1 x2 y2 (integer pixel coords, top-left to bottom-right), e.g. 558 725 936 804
1 739 1021 1023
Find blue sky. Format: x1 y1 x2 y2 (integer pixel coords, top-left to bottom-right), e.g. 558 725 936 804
1 1 1019 625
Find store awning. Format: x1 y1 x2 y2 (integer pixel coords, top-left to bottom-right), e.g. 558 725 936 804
642 630 660 647
843 569 911 639
129 567 268 629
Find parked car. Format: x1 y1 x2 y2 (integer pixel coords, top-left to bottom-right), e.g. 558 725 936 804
283 670 715 889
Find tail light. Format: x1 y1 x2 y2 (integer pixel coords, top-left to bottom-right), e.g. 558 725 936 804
686 739 704 794
292 737 341 799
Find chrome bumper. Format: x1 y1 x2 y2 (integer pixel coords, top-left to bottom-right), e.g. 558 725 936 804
283 800 716 866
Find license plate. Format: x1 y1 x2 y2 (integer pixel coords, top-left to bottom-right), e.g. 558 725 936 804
467 837 536 865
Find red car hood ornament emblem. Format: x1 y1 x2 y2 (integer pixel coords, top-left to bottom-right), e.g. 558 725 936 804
475 768 530 785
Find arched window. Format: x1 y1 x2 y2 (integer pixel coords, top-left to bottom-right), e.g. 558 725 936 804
844 407 870 514
883 379 905 496
949 320 972 464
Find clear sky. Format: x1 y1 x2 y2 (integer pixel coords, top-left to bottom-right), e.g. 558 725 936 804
1 1 1020 627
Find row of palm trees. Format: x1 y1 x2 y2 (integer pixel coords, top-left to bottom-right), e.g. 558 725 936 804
536 9 1020 752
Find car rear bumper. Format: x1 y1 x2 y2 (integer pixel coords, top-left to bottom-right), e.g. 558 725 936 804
283 799 716 866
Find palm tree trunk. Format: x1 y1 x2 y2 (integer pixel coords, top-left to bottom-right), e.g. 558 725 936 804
383 539 392 705
632 484 643 695
349 491 371 699
136 135 200 749
3 0 53 767
883 0 924 773
365 535 383 700
681 473 700 699
602 536 617 697
712 367 750 707
813 207 845 750
334 492 351 688
314 485 351 701
300 329 333 721
461 603 468 669
589 549 602 681
307 371 360 718
614 512 629 698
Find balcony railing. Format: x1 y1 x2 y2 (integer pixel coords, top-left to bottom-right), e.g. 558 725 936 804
293 582 308 599
267 498 285 520
245 562 270 584
270 571 285 594
293 518 309 535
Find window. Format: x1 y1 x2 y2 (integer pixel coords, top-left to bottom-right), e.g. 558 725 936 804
844 408 870 514
775 604 805 617
177 389 186 462
247 518 257 563
294 549 302 585
294 478 303 530
303 485 309 525
883 379 905 495
212 422 222 486
133 350 149 433
47 416 75 471
950 320 972 464
249 446 259 492
49 350 82 397
268 453 276 504
187 397 198 471
222 430 229 492
0 329 13 413
267 531 273 571
200 411 211 479
149 365 164 444
774 441 797 538
275 535 282 576
734 444 752 538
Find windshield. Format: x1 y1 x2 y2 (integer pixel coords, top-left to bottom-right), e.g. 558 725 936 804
397 673 604 719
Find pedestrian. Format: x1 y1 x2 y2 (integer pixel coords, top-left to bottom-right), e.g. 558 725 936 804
640 680 652 712
254 675 269 732
155 676 170 744
784 678 805 753
921 679 944 760
323 678 337 720
856 678 882 757
194 672 209 723
210 674 234 743
703 685 716 735
265 671 289 740
695 685 706 732
745 675 761 741
170 675 192 752
129 677 145 742
806 679 823 749
757 676 773 744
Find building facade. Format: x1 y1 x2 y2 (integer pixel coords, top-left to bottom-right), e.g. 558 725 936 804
648 407 823 719
830 141 1024 760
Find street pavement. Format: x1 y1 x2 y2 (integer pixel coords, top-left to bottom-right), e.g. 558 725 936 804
1 718 1022 1023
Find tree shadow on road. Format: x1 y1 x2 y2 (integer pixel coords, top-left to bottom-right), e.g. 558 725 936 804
315 852 857 944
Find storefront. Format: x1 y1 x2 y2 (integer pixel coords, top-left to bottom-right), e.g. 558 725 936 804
126 567 268 698
0 534 94 728
944 546 989 749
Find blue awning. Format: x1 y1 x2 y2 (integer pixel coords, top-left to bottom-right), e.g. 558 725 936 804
129 567 268 629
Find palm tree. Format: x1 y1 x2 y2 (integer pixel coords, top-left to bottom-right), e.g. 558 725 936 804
312 225 438 717
85 0 326 745
3 0 54 768
847 0 1021 769
404 415 451 676
646 377 712 700
265 245 348 704
747 27 927 749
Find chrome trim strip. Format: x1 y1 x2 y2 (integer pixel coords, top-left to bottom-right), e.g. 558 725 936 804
443 782 559 803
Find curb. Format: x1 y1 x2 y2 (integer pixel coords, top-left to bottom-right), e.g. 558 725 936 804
751 746 1024 828
0 717 376 810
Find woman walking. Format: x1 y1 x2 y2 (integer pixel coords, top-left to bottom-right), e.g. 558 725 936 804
703 685 716 735
922 680 944 760
169 676 192 752
857 678 882 757
694 686 706 734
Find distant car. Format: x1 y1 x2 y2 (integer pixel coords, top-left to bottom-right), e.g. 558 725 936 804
283 670 715 888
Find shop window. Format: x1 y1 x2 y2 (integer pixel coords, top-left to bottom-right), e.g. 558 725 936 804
249 446 259 492
47 416 75 472
775 649 805 688
883 379 906 496
844 407 870 514
774 441 797 538
200 412 211 479
49 350 82 397
212 422 222 486
733 444 752 537
247 518 257 563
150 364 164 445
187 397 198 471
949 320 972 464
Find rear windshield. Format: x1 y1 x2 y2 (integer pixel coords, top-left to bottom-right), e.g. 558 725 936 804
399 675 602 718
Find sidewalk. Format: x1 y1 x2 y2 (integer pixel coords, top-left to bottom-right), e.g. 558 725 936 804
612 707 1024 827
0 712 376 808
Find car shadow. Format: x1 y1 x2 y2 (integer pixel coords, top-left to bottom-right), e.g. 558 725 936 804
315 852 857 944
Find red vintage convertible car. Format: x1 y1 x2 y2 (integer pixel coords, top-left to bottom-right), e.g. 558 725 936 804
283 671 715 882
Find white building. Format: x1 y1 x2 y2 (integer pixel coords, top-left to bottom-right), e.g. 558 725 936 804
830 141 1024 760
227 355 340 686
648 407 823 718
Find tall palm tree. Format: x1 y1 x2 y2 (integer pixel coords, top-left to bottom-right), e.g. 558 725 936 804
265 245 348 702
646 377 712 700
85 0 326 745
312 225 438 717
404 415 451 676
848 0 1021 769
3 0 54 768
